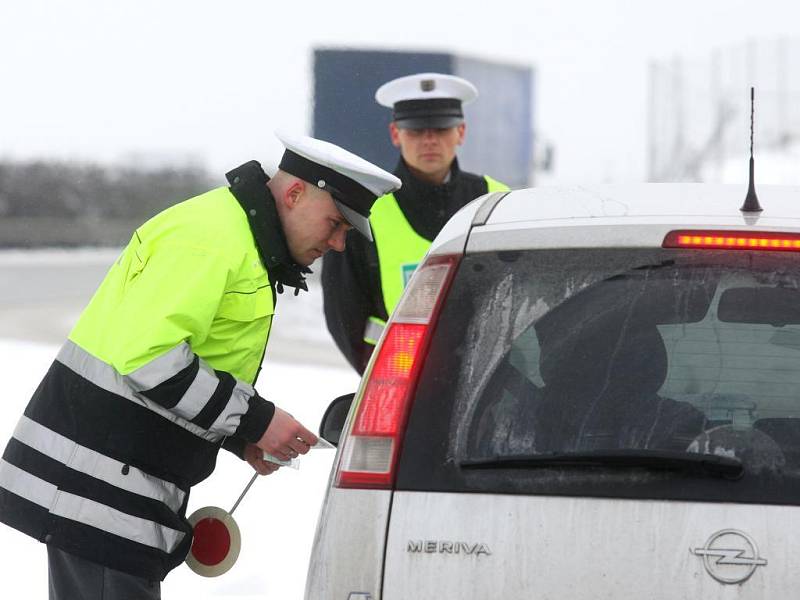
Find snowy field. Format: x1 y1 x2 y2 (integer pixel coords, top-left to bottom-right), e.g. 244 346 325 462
0 250 360 599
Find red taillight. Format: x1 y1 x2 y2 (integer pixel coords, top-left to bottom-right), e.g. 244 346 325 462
335 255 459 489
664 230 800 251
351 323 426 437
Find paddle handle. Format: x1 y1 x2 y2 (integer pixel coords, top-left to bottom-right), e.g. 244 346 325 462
228 472 259 516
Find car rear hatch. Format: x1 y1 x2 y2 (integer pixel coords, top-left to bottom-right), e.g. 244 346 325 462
382 218 800 598
309 186 800 599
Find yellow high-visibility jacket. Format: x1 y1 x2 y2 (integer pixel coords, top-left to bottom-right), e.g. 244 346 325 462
0 162 295 580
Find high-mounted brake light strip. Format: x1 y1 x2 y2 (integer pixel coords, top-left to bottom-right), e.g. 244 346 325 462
663 230 800 251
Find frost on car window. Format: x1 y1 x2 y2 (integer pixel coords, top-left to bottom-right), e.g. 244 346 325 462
438 249 800 478
449 249 666 459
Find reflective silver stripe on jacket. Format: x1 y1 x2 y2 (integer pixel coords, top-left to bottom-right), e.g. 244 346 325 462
123 341 254 434
12 415 185 512
127 344 253 435
57 340 253 441
124 343 194 392
363 318 386 345
0 460 185 552
211 378 255 435
170 360 220 421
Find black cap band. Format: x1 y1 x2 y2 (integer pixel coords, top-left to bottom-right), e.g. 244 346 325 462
392 98 463 123
278 150 375 217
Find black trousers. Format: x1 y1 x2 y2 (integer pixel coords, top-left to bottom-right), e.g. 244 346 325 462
47 546 161 600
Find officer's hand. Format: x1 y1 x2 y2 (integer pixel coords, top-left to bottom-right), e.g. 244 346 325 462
256 407 318 461
243 443 280 476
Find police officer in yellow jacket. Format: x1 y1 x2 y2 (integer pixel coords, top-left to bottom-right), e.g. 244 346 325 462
0 132 400 598
322 73 508 373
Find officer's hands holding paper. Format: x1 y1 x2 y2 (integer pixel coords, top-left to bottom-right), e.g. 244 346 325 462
243 444 280 475
255 406 318 462
248 406 334 472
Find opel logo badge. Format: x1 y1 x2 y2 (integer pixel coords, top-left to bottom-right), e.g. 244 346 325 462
692 529 767 584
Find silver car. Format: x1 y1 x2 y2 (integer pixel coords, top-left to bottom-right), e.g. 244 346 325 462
307 184 800 599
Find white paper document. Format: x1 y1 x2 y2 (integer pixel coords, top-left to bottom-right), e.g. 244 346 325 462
262 437 335 469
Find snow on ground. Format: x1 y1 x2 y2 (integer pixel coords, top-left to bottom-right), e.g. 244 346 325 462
0 338 360 599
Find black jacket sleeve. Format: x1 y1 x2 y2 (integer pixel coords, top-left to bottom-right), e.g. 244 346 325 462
322 231 383 374
221 435 248 459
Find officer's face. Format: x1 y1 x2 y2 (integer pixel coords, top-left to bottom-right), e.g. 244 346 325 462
280 184 352 266
390 123 465 184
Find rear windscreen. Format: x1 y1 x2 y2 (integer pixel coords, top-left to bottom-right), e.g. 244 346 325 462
398 248 800 504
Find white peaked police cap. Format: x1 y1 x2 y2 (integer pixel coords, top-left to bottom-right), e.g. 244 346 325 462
275 132 401 241
375 72 478 129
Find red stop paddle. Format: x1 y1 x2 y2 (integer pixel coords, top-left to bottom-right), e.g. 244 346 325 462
184 472 258 577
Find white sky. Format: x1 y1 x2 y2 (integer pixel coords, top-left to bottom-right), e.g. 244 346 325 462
0 0 798 183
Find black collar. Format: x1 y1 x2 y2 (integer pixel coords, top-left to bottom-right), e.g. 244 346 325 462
225 160 309 295
394 156 462 195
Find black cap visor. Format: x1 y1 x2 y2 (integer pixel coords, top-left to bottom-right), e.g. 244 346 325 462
333 199 373 241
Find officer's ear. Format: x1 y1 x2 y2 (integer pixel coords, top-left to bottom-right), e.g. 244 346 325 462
283 179 306 209
389 122 402 148
456 123 466 145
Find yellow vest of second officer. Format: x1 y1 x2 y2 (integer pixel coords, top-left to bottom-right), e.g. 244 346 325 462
366 175 508 343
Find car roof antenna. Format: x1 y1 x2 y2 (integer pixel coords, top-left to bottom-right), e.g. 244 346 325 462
740 86 763 213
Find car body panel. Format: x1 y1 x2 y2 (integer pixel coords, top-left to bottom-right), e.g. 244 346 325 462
485 184 800 224
428 193 487 255
467 218 800 253
428 184 800 257
383 491 794 600
304 488 391 600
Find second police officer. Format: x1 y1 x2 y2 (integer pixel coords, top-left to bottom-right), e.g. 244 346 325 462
323 72 509 373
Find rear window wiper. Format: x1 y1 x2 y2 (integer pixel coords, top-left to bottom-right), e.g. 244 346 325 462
461 449 744 480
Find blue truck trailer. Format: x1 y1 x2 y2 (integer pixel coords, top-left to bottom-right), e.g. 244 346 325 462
312 48 534 188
